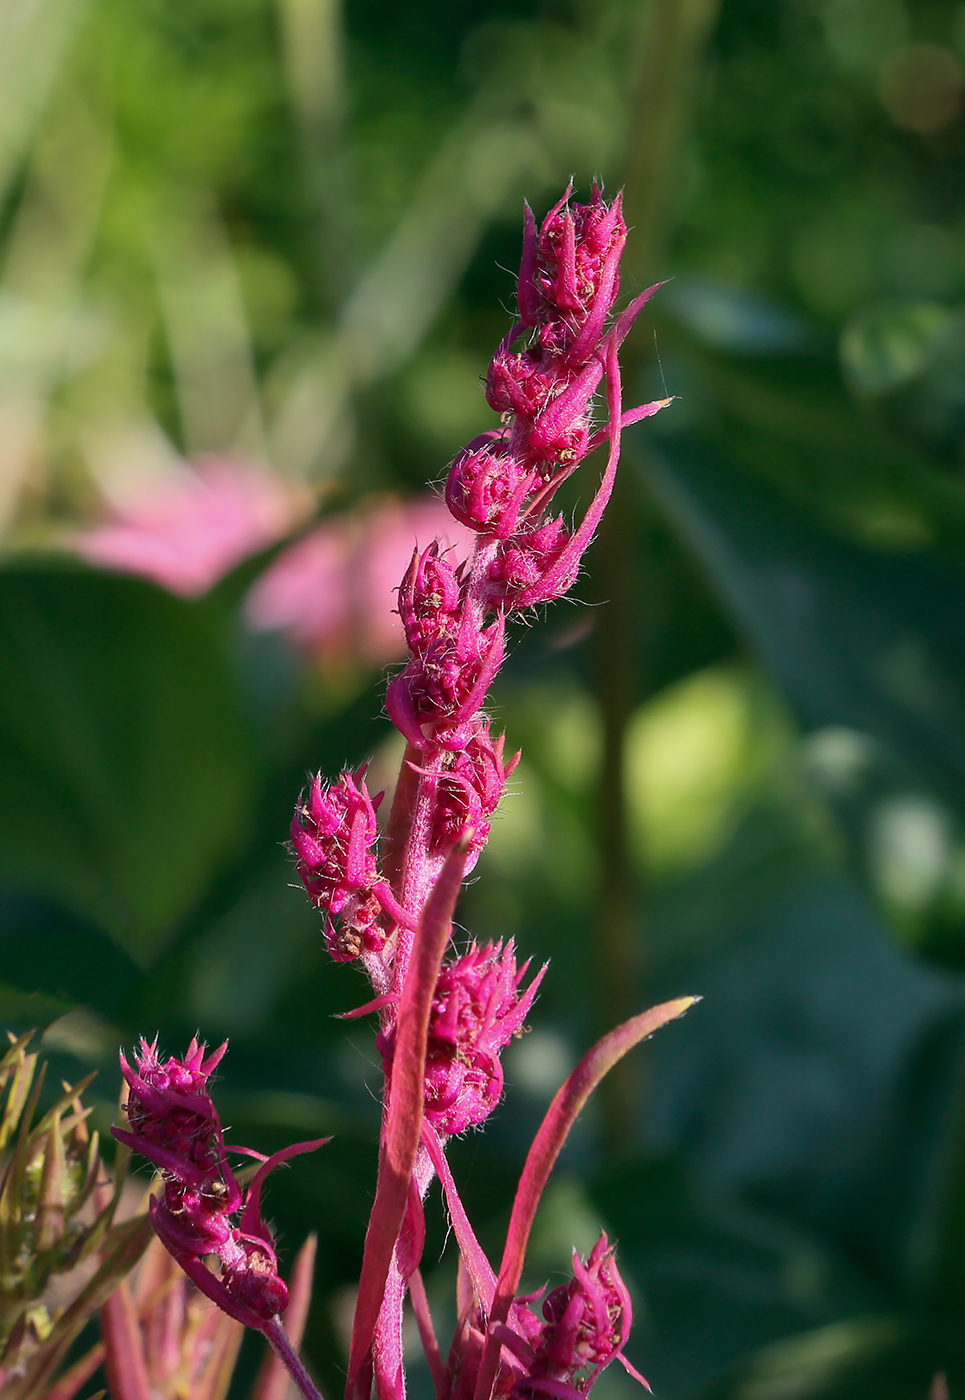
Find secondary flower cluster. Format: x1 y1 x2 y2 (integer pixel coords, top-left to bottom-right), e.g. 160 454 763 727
517 1236 645 1400
113 1038 323 1332
451 1235 640 1400
291 179 666 996
291 767 389 962
287 184 671 1400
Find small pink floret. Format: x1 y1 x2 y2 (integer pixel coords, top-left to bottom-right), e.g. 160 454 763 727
380 941 545 1135
291 766 389 961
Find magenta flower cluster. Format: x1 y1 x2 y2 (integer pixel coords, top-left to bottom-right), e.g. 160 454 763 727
290 766 388 962
450 1236 642 1400
380 941 545 1135
114 1038 322 1332
116 185 694 1400
518 1236 645 1400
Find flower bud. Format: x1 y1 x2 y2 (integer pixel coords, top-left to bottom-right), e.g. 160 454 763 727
431 725 518 862
518 1235 642 1398
445 439 536 538
532 188 628 363
291 767 387 961
485 350 555 419
386 619 506 748
397 542 464 655
415 942 544 1134
489 519 573 607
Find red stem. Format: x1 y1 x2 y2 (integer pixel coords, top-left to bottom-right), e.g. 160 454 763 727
410 1269 447 1400
263 1315 326 1400
253 1235 318 1400
346 838 471 1400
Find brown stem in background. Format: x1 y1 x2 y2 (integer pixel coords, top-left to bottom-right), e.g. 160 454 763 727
275 0 352 313
592 0 721 1155
593 480 638 1156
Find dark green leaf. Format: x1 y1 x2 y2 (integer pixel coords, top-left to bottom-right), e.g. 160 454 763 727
0 564 254 966
644 445 965 820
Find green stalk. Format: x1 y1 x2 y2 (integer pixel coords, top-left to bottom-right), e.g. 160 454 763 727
593 0 722 1153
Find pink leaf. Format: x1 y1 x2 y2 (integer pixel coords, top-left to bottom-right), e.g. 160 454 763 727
99 1278 152 1400
422 1122 497 1308
410 1269 447 1400
473 997 698 1400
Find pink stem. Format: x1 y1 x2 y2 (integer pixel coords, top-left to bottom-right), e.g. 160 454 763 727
410 1268 447 1400
252 1235 318 1400
263 1315 326 1400
346 839 471 1400
383 743 424 891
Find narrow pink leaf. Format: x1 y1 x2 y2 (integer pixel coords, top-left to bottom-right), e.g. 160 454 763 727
409 1268 447 1400
99 1277 153 1400
252 1234 319 1400
346 837 471 1400
422 1123 496 1308
239 1139 329 1238
473 997 698 1400
37 1342 105 1400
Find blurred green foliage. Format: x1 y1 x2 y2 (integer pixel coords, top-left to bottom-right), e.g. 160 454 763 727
2 0 965 1396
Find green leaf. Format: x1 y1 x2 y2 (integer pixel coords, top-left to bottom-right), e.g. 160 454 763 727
0 563 254 966
644 444 965 821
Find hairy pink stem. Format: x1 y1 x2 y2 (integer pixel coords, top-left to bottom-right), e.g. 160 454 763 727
253 1235 318 1400
410 1268 447 1400
263 1315 326 1400
347 839 472 1400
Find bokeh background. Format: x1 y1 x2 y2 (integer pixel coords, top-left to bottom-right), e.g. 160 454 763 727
3 0 965 1394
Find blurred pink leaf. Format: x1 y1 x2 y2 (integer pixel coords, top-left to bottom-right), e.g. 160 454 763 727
246 495 475 665
75 457 309 597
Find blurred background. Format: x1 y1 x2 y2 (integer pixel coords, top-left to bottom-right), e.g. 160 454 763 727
2 0 965 1394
